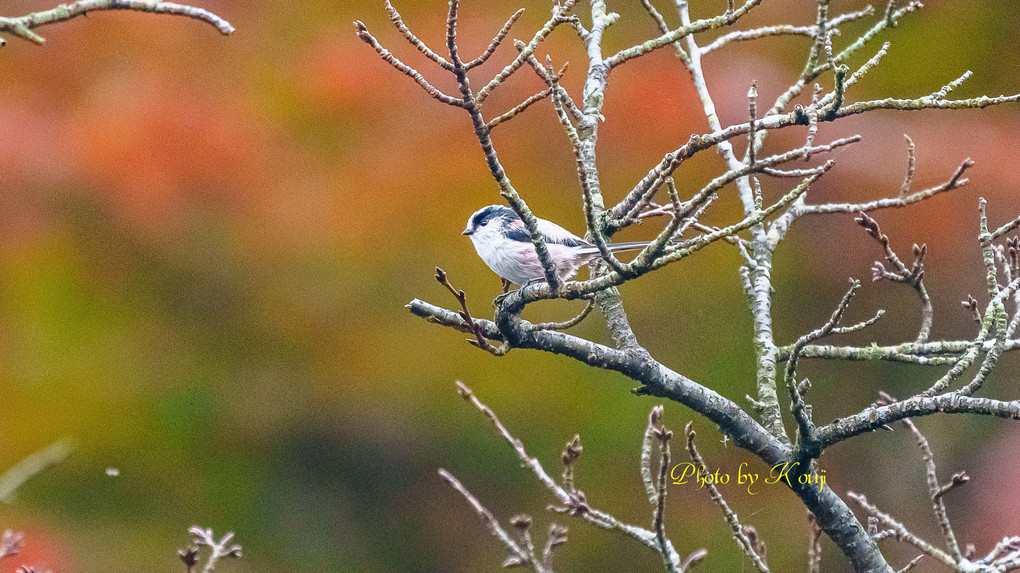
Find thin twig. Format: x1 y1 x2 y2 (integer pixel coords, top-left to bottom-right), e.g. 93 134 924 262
605 0 762 68
702 25 815 54
518 44 582 119
438 469 540 571
644 406 678 573
355 21 465 108
877 392 963 561
639 0 669 34
0 439 72 503
686 423 769 573
435 267 507 355
453 381 684 567
475 4 575 105
797 158 974 216
530 299 595 331
785 279 884 445
807 512 823 573
185 527 242 573
384 0 452 69
900 135 916 198
465 8 525 69
0 0 232 44
487 87 553 129
855 212 932 343
847 492 957 569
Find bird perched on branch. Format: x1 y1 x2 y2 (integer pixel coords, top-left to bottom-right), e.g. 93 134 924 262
462 205 650 287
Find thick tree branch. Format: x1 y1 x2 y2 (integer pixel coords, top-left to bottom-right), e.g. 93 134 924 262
378 1 1020 571
818 394 1020 449
778 338 1020 364
408 298 890 572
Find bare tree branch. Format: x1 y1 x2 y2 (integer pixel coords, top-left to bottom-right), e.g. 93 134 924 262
686 423 769 572
0 0 231 44
366 0 1020 570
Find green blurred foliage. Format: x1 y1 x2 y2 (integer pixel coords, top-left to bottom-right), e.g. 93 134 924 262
0 1 1015 571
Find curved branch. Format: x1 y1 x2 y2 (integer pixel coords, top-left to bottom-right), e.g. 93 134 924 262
612 89 1016 229
409 297 783 458
384 0 453 70
408 297 892 573
355 21 465 107
0 0 232 44
500 168 829 307
794 158 974 217
605 0 761 68
464 8 524 69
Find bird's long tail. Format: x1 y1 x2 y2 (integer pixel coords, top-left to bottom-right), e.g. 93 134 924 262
576 241 651 256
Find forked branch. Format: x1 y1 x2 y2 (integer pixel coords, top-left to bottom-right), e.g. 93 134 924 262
376 0 1020 571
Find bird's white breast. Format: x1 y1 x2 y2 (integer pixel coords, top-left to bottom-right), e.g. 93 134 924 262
469 227 590 285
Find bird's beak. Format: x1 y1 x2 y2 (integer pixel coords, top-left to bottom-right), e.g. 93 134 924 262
462 227 473 235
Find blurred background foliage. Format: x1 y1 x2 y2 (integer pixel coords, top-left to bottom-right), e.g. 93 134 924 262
0 0 1016 571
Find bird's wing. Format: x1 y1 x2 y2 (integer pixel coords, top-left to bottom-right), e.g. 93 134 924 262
502 212 591 248
535 217 591 248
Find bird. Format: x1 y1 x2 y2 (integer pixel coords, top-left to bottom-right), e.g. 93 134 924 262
462 204 651 286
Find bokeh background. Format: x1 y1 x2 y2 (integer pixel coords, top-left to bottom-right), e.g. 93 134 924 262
0 0 1017 571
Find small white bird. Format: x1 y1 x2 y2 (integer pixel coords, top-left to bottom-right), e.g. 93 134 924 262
462 205 650 286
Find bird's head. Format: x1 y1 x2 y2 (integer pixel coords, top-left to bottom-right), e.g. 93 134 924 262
462 205 519 239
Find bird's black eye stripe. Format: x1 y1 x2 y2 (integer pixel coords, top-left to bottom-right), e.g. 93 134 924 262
470 206 499 229
470 205 517 230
